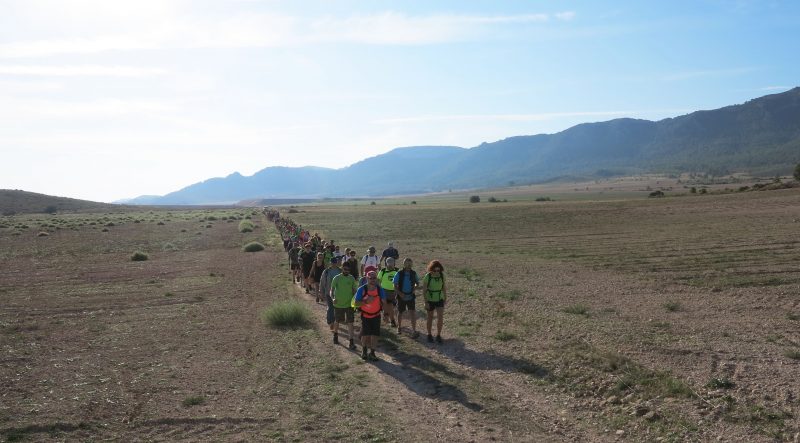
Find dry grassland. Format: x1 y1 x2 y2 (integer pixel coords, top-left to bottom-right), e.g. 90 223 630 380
1 187 799 442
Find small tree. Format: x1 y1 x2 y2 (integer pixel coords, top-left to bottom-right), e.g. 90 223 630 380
794 163 800 181
469 195 480 203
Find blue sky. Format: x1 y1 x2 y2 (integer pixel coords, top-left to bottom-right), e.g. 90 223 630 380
1 0 798 202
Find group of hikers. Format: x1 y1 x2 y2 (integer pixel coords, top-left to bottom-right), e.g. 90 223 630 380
265 208 447 361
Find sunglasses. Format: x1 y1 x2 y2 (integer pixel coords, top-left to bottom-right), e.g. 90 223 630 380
432 268 442 272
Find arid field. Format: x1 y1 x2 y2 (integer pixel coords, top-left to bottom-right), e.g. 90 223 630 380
1 187 799 442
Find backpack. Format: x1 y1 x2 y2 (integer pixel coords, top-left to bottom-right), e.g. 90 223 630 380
395 269 418 294
424 273 445 302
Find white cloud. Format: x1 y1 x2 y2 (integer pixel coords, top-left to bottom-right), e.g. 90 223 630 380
374 111 639 125
0 10 578 57
0 65 167 77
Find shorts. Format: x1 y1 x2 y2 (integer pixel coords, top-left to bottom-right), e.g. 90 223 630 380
360 315 381 336
334 307 354 323
426 300 445 311
397 297 415 313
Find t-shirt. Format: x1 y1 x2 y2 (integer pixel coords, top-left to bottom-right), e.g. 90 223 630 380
319 267 341 299
381 247 399 260
300 250 315 271
393 269 419 298
330 273 358 308
361 254 380 270
377 268 398 291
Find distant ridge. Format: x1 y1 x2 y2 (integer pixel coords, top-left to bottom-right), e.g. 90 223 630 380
0 190 121 215
127 88 800 205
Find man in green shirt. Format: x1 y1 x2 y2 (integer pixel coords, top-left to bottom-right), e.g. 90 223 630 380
330 264 359 350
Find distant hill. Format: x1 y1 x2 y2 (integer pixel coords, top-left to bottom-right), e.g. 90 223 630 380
0 190 122 215
128 87 800 205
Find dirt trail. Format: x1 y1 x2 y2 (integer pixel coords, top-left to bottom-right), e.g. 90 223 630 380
277 232 608 441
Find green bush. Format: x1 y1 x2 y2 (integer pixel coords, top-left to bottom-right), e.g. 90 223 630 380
469 195 480 203
563 304 590 316
131 251 149 261
664 301 681 312
243 242 265 252
261 300 313 328
238 220 255 233
182 395 205 407
494 330 517 341
795 163 800 181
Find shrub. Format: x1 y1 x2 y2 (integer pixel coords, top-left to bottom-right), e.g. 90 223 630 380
795 163 800 181
664 301 681 312
689 187 697 194
469 195 480 203
43 205 57 214
707 377 735 389
238 220 255 233
535 197 552 202
649 190 665 198
370 201 376 205
699 188 708 194
243 242 265 252
288 208 299 213
494 330 516 341
785 350 800 360
182 395 205 407
131 251 149 261
563 304 590 316
261 300 313 328
488 196 498 203
411 201 417 205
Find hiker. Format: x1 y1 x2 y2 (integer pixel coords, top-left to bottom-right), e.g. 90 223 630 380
377 257 399 327
361 246 380 276
422 260 447 343
323 243 335 267
289 241 301 283
299 242 316 293
330 263 359 350
393 258 420 337
354 270 386 361
333 245 344 261
319 256 342 332
343 249 360 279
380 241 399 269
309 252 326 303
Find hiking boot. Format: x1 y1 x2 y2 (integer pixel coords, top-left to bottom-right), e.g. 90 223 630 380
396 326 402 335
349 339 357 350
390 320 397 328
436 335 443 344
361 349 368 360
427 334 434 343
411 331 420 339
333 333 339 345
368 351 379 361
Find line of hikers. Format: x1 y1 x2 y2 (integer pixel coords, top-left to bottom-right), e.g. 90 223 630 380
268 208 447 361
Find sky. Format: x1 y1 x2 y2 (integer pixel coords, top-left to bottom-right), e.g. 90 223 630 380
1 0 798 202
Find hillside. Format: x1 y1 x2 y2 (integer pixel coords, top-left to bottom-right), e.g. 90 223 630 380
130 87 800 205
0 190 122 215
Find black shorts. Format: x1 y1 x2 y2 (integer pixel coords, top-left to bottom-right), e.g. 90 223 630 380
426 300 445 311
360 315 381 336
397 297 415 313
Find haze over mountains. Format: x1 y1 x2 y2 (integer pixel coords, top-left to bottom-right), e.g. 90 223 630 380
124 87 800 205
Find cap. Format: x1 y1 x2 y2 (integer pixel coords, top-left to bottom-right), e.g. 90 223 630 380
364 265 377 275
330 256 340 264
385 257 395 266
368 246 376 252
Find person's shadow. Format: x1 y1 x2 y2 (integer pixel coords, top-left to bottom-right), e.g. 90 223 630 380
430 338 550 378
371 350 483 412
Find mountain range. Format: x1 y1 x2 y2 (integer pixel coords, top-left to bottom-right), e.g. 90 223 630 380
124 87 800 205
